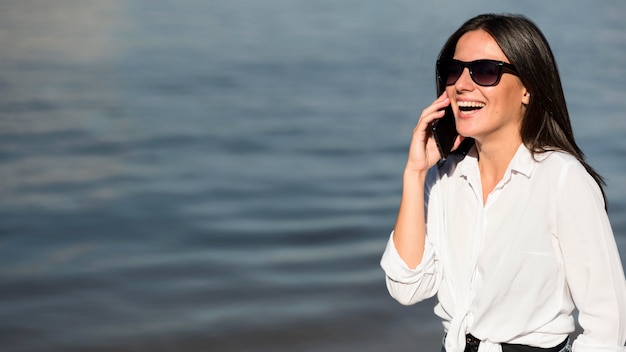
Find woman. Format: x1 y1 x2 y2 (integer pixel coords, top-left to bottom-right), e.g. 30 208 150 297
380 13 626 352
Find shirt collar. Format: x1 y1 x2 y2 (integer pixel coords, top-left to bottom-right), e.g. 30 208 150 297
458 143 539 179
509 144 537 178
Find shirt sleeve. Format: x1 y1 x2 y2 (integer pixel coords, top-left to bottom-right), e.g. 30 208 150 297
380 231 440 305
555 161 626 352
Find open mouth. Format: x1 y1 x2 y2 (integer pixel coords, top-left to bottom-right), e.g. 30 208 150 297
458 101 485 113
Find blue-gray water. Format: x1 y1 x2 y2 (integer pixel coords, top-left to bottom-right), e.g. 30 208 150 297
1 1 625 351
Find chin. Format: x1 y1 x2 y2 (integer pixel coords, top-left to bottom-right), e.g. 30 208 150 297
455 126 477 139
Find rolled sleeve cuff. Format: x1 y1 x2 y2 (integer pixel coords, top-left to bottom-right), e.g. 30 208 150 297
380 231 437 283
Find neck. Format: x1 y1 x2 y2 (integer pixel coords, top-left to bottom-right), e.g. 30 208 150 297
475 137 522 204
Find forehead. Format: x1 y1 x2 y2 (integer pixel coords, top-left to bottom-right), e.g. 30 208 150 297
454 29 509 62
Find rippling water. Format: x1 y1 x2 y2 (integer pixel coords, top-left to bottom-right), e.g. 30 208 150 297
1 1 625 351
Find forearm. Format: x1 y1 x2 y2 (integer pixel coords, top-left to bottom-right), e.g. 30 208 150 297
393 169 429 269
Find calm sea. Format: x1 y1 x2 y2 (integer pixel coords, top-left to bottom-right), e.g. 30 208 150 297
1 1 625 351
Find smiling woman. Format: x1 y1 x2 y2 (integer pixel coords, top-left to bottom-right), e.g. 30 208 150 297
381 13 626 352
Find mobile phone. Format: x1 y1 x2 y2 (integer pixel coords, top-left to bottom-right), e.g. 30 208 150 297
431 104 458 160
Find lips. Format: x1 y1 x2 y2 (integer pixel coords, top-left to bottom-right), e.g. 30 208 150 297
457 101 485 113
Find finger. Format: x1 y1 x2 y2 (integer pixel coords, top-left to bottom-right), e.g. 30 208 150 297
417 105 447 132
427 93 450 113
419 95 450 122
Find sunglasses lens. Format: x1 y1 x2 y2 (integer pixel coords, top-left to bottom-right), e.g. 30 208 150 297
440 61 463 86
470 61 500 86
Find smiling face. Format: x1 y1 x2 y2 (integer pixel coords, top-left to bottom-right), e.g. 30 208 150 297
447 29 530 147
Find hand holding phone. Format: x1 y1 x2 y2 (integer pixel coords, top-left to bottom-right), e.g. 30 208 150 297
431 104 458 160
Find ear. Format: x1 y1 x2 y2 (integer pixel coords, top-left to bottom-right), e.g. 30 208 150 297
522 88 530 105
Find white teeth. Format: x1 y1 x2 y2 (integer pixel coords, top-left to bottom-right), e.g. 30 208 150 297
457 101 485 108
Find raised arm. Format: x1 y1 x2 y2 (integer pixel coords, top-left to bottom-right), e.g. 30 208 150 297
393 92 459 268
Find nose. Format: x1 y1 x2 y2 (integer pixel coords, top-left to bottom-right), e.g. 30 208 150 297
454 67 474 91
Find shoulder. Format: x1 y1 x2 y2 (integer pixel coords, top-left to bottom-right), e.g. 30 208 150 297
534 150 590 179
426 152 469 184
536 150 580 166
536 151 605 206
424 151 474 199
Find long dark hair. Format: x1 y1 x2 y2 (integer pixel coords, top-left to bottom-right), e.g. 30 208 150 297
436 13 606 204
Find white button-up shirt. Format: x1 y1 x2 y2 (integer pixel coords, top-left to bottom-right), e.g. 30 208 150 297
381 145 626 352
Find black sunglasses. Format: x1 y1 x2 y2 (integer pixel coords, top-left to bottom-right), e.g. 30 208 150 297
437 59 518 87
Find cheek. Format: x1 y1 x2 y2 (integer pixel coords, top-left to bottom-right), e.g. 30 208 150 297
507 90 528 115
502 80 528 105
445 86 456 98
493 84 527 117
445 87 458 111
